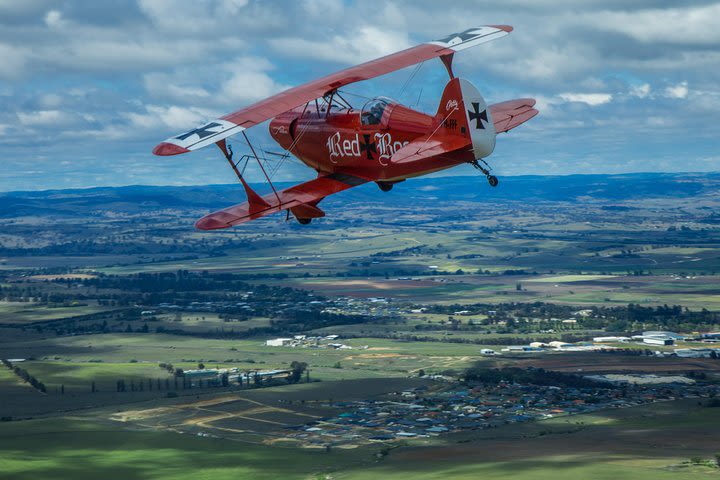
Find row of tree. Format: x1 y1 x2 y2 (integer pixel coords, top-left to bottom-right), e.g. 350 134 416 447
2 359 46 393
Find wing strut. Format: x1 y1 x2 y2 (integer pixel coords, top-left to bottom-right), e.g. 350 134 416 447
216 138 279 212
440 53 455 79
242 131 281 206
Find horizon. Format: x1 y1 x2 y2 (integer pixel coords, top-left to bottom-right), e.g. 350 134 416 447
2 170 720 195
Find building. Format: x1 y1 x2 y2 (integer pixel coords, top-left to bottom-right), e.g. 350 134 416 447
266 338 293 347
480 349 496 356
501 346 542 352
643 331 685 340
643 337 674 346
593 336 630 343
674 348 719 358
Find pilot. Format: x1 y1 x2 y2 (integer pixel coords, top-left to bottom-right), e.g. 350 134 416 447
368 102 384 124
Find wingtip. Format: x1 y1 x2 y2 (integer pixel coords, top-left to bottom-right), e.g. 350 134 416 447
195 215 228 230
490 25 513 33
152 142 190 156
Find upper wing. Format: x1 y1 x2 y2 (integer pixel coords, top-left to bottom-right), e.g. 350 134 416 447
153 25 513 156
195 172 369 230
489 98 538 133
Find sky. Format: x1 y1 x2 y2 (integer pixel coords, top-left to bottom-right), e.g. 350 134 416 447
0 0 718 191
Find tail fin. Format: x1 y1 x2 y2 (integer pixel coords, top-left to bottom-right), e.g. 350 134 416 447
436 78 496 159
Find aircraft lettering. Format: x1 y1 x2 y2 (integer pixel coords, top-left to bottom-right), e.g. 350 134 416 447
444 118 458 130
326 132 360 162
327 132 408 165
375 133 409 166
446 99 459 111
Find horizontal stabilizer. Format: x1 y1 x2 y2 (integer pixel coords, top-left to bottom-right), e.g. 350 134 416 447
391 135 470 165
489 98 538 133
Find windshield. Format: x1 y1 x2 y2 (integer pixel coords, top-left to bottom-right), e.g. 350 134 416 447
360 97 392 126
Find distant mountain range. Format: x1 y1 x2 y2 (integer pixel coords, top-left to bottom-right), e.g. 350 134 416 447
1 172 719 218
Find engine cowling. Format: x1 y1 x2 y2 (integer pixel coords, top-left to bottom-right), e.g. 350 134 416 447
269 113 297 150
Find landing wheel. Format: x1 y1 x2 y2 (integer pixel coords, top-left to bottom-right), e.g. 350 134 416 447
470 159 498 188
297 218 312 225
377 182 393 192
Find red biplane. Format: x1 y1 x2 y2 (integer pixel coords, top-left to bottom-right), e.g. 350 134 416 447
153 25 538 229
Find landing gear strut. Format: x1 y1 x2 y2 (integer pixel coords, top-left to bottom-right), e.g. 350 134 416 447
297 218 312 225
470 159 498 187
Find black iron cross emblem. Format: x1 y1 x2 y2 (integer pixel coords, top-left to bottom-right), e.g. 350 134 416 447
360 134 377 160
468 102 488 130
436 28 481 45
175 122 223 141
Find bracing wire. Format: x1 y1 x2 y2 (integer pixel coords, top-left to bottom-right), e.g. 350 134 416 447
395 61 425 102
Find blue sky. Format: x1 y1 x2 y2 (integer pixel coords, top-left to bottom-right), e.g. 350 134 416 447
0 0 718 191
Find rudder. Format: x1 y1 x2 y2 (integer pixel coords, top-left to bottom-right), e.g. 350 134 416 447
436 78 496 159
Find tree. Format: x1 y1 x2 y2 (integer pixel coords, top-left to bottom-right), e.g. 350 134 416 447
221 373 229 387
288 361 308 383
198 363 205 370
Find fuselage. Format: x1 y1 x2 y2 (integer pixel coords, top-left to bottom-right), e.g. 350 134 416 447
269 100 470 182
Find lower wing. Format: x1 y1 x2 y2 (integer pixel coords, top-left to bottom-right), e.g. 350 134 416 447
195 172 369 230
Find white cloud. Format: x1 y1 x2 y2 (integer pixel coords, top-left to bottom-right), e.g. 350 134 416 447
44 9 64 28
144 73 211 103
558 93 613 106
269 25 412 64
125 104 218 132
142 56 291 108
17 109 68 126
664 81 688 99
219 57 292 105
630 83 651 98
582 4 720 45
138 0 251 33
